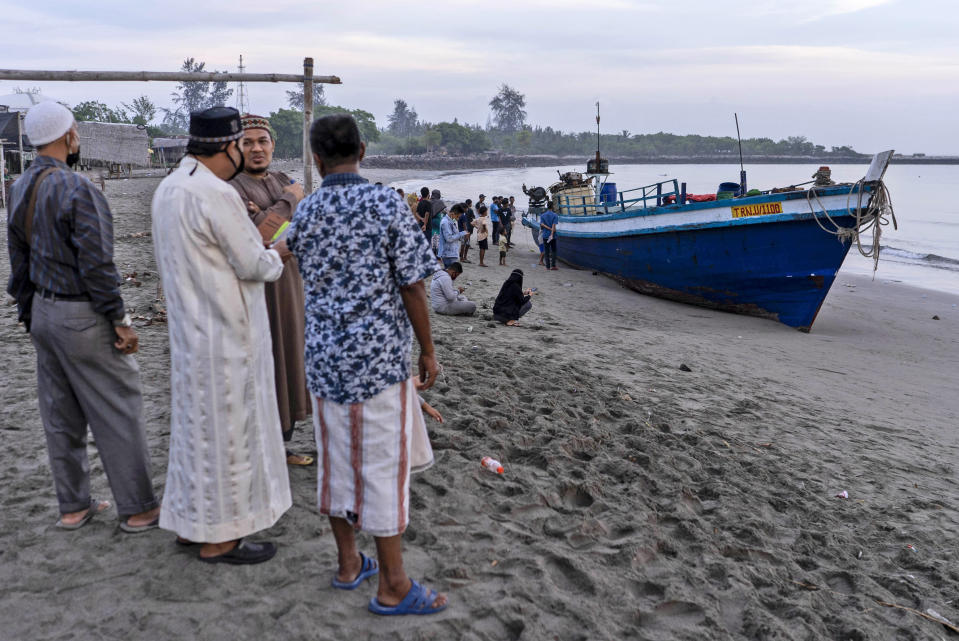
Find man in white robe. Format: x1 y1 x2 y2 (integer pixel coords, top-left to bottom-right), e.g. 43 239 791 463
151 107 292 564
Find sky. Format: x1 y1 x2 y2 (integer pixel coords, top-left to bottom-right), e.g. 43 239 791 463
1 0 957 154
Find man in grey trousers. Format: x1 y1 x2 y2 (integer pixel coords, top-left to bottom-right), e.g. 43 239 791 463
6 101 160 532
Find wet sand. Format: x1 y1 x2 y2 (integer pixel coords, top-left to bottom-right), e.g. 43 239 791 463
1 172 958 640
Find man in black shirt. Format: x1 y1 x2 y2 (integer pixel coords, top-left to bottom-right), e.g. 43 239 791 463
414 186 432 244
459 198 475 262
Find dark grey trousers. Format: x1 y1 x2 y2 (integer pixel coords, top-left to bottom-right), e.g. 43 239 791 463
30 296 158 516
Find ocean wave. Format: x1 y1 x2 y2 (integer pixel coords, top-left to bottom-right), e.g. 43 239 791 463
880 246 959 270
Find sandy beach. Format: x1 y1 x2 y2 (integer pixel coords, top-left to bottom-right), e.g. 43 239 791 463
2 172 958 641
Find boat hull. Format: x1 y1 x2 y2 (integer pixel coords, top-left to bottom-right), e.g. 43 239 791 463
559 216 854 330
525 187 871 330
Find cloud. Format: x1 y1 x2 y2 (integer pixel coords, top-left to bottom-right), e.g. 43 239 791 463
753 0 897 21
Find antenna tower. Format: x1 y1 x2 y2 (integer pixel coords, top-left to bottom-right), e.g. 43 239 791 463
236 55 249 115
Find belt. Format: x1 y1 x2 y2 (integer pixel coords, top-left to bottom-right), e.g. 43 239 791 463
35 287 92 302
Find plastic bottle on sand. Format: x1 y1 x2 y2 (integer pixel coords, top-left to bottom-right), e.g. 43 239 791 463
481 456 504 474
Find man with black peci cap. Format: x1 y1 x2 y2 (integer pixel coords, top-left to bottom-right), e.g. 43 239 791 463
151 107 292 564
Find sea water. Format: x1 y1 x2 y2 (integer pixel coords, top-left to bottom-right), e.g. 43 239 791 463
394 163 959 295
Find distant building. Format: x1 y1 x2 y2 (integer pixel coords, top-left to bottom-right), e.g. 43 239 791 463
151 137 189 167
0 91 61 113
76 121 150 169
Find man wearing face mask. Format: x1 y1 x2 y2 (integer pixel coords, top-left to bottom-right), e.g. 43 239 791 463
151 107 292 564
6 100 161 532
230 114 312 467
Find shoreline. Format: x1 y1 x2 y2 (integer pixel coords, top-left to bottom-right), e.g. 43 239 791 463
360 154 959 171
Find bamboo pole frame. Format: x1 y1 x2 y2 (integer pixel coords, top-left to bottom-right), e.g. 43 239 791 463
0 60 341 193
1 141 5 208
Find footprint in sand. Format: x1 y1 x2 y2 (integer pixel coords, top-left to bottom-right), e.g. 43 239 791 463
545 553 596 595
636 600 707 629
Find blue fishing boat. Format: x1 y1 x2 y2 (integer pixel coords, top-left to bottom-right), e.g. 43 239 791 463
522 150 896 331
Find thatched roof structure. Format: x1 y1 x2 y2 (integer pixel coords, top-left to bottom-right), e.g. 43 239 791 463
77 121 149 166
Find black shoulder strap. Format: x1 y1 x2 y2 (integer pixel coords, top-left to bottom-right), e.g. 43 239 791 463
23 167 59 242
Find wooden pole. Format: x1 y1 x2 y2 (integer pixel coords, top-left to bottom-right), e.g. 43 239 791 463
17 112 24 173
0 69 340 84
303 57 314 194
1 141 6 209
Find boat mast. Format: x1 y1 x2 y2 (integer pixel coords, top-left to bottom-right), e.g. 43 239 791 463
595 101 601 167
735 112 747 194
586 101 609 197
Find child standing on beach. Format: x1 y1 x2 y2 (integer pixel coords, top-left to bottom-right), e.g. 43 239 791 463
498 233 508 266
473 205 491 267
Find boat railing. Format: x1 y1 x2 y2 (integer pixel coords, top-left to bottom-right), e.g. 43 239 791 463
557 179 681 216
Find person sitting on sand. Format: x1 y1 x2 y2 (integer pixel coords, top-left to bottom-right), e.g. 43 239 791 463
7 101 161 533
472 205 491 267
493 269 533 326
430 261 476 316
285 114 448 615
230 113 313 467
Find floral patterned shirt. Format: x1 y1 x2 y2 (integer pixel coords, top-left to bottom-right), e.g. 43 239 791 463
286 173 437 404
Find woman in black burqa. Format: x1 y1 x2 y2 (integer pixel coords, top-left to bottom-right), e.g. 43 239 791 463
492 269 533 326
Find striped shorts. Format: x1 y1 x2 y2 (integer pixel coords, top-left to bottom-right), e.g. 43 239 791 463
312 379 434 537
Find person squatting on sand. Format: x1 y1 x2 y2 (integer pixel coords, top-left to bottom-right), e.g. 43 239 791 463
286 114 448 615
438 203 467 269
230 113 313 467
472 205 491 267
6 101 161 532
151 107 292 564
430 261 477 316
493 269 534 326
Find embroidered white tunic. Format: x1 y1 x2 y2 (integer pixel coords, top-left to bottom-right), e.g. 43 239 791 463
151 159 292 543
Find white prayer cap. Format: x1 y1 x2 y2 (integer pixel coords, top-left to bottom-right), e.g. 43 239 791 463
24 101 75 147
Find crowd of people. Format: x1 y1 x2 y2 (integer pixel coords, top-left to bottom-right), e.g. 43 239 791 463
5 101 563 617
401 184 550 326
7 103 450 615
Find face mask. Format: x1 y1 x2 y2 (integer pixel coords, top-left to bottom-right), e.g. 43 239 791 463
226 141 245 180
66 134 80 168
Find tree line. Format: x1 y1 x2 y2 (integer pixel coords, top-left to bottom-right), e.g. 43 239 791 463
67 58 866 160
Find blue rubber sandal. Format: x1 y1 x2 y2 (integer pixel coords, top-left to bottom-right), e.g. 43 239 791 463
368 579 448 616
332 552 379 590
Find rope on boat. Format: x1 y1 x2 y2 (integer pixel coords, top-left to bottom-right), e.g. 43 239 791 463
806 179 897 273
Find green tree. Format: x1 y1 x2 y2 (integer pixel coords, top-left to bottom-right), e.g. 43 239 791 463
423 128 442 153
515 129 532 151
286 84 327 110
72 100 126 123
489 84 526 133
314 105 380 143
162 58 234 131
387 99 418 138
122 95 157 126
271 106 380 159
270 108 303 159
